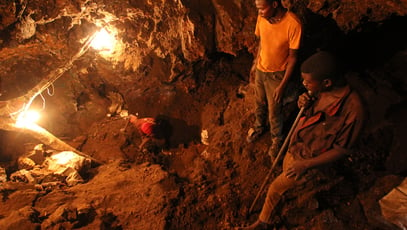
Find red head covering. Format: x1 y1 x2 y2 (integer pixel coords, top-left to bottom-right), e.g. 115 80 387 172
140 122 155 136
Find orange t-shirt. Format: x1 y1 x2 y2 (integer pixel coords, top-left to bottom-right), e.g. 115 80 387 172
255 12 302 72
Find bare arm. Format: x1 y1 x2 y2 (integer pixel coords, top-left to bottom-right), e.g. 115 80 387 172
285 147 347 180
250 38 260 83
274 49 298 102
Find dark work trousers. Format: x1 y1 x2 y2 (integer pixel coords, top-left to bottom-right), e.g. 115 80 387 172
254 69 285 139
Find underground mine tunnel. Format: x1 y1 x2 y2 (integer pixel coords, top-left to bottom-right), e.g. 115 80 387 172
0 0 406 229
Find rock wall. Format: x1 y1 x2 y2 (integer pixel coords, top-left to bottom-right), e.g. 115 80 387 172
1 0 406 79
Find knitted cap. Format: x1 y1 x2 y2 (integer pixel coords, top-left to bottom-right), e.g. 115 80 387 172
141 122 155 136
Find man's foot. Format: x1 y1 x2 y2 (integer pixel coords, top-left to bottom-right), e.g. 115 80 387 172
235 220 272 230
268 137 283 163
246 127 265 143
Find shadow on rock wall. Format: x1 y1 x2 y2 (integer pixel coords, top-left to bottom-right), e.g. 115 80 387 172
155 115 201 149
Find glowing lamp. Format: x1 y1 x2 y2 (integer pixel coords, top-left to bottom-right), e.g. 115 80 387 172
90 28 116 51
15 110 40 128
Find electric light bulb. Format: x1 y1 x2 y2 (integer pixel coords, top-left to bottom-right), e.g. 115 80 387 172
15 110 40 128
90 28 116 51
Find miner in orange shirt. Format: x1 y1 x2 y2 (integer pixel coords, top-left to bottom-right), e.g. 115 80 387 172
247 0 302 161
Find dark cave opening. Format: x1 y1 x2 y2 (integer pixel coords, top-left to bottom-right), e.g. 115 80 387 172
344 15 407 71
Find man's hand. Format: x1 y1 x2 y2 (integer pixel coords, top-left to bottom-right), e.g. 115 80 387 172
297 92 313 109
285 160 309 180
273 84 284 102
249 63 257 84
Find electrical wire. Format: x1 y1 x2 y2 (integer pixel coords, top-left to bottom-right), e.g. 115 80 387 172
47 83 55 96
39 93 46 111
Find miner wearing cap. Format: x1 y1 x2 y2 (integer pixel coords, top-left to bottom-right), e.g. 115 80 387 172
236 51 365 229
128 114 161 150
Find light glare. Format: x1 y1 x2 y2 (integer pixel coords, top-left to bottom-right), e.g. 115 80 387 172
91 28 116 51
51 151 77 165
16 110 40 128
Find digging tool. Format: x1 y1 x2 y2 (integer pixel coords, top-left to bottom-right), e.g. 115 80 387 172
138 137 150 149
248 105 306 214
120 117 131 133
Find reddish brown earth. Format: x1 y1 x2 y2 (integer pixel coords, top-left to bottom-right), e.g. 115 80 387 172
0 1 406 229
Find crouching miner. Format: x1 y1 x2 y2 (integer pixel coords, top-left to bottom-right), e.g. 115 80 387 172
236 51 365 229
127 114 170 151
